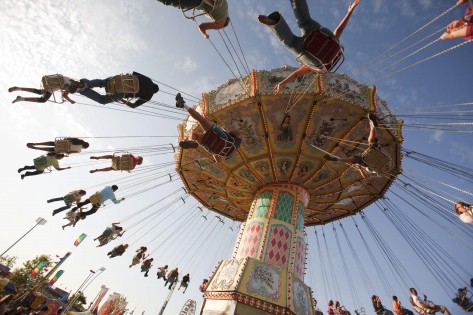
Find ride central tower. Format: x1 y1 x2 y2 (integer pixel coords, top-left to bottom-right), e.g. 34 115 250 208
176 67 403 315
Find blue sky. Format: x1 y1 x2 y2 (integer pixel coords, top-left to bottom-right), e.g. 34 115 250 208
0 0 472 314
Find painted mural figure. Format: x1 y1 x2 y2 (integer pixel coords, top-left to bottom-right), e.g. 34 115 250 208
324 113 392 179
258 0 361 93
176 93 242 162
155 0 230 39
277 114 293 142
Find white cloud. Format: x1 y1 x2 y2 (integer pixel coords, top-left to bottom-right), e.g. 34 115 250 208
174 56 199 73
429 130 445 143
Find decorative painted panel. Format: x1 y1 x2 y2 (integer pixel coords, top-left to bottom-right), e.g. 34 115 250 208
246 260 282 301
264 225 292 268
294 237 306 280
253 191 272 219
236 221 264 259
274 192 294 223
296 203 305 231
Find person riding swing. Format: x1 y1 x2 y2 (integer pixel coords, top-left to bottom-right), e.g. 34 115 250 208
257 0 360 94
89 154 143 173
155 0 230 39
176 93 242 163
27 138 89 154
9 74 85 104
79 72 159 108
324 113 393 179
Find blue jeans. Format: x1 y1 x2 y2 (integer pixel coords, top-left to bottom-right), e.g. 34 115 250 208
79 78 124 105
266 0 333 68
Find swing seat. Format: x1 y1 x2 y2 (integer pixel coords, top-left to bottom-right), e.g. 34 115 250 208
41 74 65 91
89 192 101 206
112 154 135 171
54 139 72 154
181 0 222 19
299 28 345 72
106 75 140 96
33 156 48 171
201 125 238 159
361 147 393 174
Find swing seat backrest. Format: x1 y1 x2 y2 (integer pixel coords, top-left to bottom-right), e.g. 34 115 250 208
301 29 345 72
54 139 72 154
361 147 393 174
33 156 48 171
89 192 101 206
112 154 134 171
201 128 237 159
106 75 140 96
41 74 65 91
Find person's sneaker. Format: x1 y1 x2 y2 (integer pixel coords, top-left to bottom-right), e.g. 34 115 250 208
21 174 25 180
18 168 23 173
12 96 22 104
175 93 185 108
52 210 60 216
179 141 199 149
368 113 379 128
47 199 52 203
8 87 18 92
90 170 97 173
323 154 339 162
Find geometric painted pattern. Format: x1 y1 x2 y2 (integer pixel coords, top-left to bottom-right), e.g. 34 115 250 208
236 221 264 259
253 191 272 219
296 203 305 231
294 237 306 280
274 192 294 223
264 225 292 268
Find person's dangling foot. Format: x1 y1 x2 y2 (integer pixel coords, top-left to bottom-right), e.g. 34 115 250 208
90 170 97 173
179 141 199 149
52 209 61 216
257 12 280 26
175 93 185 108
18 168 24 173
90 156 99 160
198 24 210 40
8 87 18 92
323 154 339 162
367 112 379 128
12 96 22 104
21 174 25 180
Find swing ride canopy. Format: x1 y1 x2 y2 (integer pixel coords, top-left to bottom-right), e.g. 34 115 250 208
176 67 403 226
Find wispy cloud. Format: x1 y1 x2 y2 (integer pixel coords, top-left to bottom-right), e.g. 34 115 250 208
174 56 198 73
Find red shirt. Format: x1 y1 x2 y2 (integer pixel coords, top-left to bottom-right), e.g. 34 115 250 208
130 154 137 169
465 6 473 40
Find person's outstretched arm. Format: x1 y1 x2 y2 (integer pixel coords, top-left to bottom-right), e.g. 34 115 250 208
333 0 360 39
62 92 76 104
274 65 316 94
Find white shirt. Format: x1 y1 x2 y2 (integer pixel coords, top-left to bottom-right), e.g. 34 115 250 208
459 211 473 224
69 144 83 153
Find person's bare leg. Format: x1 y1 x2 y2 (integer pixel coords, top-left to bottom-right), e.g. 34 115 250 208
367 113 379 143
90 167 114 173
187 108 213 131
90 155 114 160
9 87 43 94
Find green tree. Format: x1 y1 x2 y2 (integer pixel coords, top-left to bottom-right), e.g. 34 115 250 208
0 255 18 269
10 254 52 292
68 291 87 310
